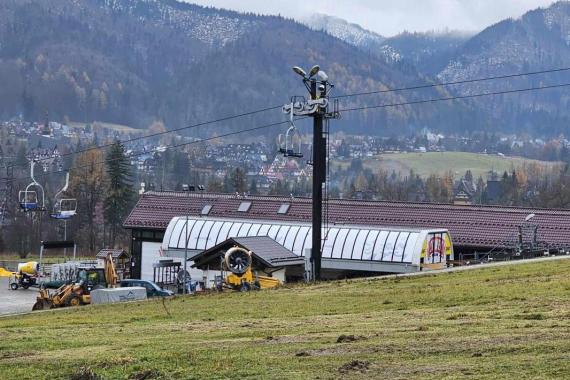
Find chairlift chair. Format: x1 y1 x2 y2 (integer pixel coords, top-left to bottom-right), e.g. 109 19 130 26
50 173 77 220
50 199 77 220
306 144 314 166
278 101 304 159
18 160 45 212
283 125 303 158
18 190 38 211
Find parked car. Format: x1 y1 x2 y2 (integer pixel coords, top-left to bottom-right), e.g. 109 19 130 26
120 279 174 298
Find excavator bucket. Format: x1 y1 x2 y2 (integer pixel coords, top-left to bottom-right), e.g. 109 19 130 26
32 299 54 311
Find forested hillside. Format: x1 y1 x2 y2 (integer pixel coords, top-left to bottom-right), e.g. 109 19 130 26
0 0 482 136
0 0 569 136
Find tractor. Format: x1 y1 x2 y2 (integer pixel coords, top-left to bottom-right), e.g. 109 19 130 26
32 253 118 310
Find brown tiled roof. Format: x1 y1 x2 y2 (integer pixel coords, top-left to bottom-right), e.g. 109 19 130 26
96 248 130 259
124 191 570 250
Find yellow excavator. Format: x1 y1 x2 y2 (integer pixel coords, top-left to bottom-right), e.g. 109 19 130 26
32 253 119 310
223 247 280 291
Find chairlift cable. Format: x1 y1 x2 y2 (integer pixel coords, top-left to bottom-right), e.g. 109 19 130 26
3 66 569 172
337 82 570 113
6 104 283 170
7 119 300 184
6 81 570 184
332 66 570 99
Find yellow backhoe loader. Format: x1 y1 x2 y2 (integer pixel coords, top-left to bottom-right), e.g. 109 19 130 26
223 247 280 291
32 253 119 310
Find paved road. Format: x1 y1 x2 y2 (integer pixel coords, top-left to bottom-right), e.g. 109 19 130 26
0 278 39 316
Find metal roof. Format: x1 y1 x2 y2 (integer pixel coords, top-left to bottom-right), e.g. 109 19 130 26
192 236 304 269
163 217 440 265
124 191 570 250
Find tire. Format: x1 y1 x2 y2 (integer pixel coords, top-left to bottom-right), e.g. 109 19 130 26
22 284 30 290
65 295 84 307
10 282 18 291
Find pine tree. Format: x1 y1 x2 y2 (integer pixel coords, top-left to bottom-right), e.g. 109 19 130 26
104 140 133 247
249 178 258 195
232 168 247 194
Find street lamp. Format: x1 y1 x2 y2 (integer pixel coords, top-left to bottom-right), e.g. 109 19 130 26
308 65 320 78
292 66 307 78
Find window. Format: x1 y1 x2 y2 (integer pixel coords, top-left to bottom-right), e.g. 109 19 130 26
277 203 290 214
238 201 252 212
201 204 212 215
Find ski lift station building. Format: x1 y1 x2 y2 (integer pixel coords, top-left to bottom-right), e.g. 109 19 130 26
159 216 451 281
123 191 455 283
124 191 570 283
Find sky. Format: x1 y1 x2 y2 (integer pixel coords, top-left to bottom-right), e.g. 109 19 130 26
186 0 557 36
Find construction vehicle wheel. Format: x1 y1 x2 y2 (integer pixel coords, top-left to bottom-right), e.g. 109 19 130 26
66 295 84 307
32 300 53 311
10 283 18 291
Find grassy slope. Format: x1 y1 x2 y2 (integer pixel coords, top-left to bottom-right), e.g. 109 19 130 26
335 152 560 179
1 261 570 379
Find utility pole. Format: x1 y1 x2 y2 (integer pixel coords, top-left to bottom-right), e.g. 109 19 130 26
310 79 325 280
284 65 339 281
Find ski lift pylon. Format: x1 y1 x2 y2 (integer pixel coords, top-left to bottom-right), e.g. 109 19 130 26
18 160 45 212
50 172 77 220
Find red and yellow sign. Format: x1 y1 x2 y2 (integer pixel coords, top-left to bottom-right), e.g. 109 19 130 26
421 233 452 263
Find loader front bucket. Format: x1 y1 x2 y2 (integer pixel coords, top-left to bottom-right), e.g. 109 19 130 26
32 299 54 311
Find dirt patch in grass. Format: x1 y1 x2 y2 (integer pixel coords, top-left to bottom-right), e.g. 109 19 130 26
70 366 100 380
0 351 35 360
336 334 367 343
338 360 370 374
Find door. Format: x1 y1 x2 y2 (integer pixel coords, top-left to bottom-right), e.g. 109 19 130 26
141 242 163 281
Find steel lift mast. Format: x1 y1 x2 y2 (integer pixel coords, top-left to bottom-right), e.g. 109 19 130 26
283 65 339 281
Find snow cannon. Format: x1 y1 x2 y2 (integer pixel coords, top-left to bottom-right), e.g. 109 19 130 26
223 247 280 291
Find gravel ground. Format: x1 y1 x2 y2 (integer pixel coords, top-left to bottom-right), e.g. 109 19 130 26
0 278 39 316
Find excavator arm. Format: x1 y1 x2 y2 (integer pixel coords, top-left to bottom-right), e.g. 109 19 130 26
104 252 119 288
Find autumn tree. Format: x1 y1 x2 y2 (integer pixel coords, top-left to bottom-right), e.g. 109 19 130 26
70 149 108 254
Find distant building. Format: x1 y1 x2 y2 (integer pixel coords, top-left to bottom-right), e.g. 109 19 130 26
486 171 502 203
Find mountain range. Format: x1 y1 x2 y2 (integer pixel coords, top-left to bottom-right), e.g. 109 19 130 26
0 0 569 137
